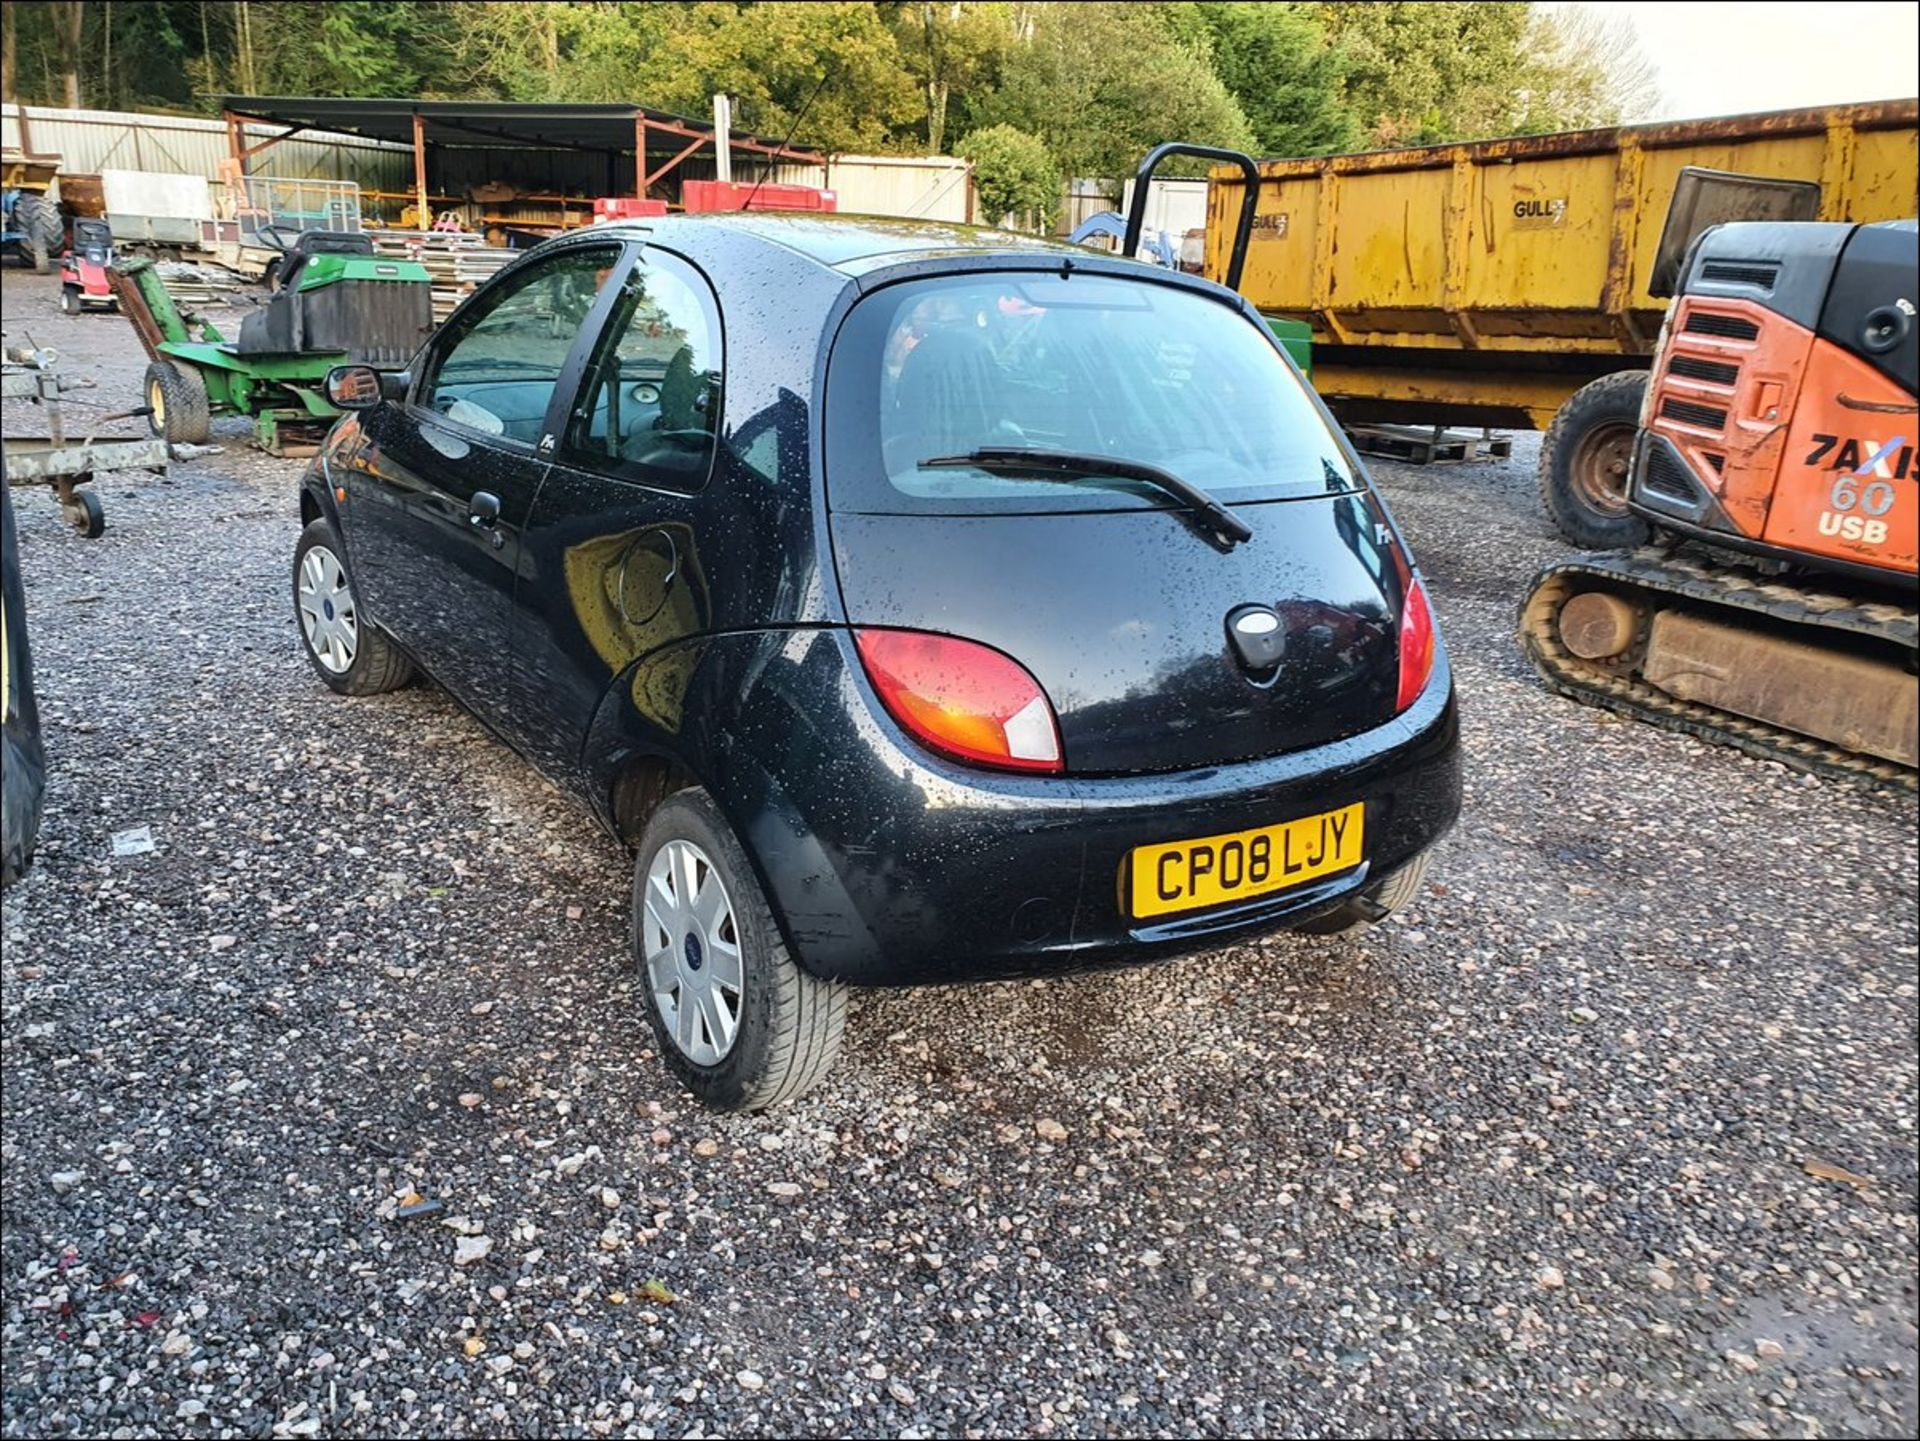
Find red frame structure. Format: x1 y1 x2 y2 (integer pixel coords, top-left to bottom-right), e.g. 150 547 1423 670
220 97 827 230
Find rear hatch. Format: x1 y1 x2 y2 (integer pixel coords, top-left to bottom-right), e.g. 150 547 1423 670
824 269 1410 775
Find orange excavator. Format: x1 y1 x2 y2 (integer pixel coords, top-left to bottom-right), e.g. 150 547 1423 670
1522 218 1918 789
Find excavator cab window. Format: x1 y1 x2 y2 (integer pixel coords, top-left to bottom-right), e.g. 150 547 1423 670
1649 168 1822 298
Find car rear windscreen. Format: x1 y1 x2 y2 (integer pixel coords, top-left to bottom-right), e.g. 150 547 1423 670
825 271 1357 516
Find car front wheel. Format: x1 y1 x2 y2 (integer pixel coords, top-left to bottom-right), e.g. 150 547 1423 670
633 789 845 1110
292 518 413 695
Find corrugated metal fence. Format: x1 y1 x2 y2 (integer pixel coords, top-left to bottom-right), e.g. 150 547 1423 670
770 155 973 222
1059 178 1116 234
2 102 412 189
1060 178 1209 236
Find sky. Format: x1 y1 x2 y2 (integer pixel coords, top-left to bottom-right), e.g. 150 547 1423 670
1545 1 1920 121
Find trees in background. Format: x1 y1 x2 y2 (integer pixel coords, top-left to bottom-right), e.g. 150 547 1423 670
1511 4 1662 136
885 2 1013 155
965 1 1256 180
1321 0 1658 146
1326 1 1532 147
2 2 1664 188
955 122 1058 226
1173 3 1359 156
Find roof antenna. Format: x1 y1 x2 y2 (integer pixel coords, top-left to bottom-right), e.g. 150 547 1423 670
740 62 835 212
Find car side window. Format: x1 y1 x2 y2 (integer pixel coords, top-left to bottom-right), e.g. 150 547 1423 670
561 252 722 490
418 246 623 447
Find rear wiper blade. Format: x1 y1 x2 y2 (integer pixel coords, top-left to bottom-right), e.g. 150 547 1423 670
919 448 1252 545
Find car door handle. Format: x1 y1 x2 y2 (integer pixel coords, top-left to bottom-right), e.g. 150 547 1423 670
468 492 501 529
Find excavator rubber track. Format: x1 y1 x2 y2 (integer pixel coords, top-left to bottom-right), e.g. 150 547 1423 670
1520 547 1919 791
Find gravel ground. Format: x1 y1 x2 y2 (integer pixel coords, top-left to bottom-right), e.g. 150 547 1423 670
3 267 1916 1440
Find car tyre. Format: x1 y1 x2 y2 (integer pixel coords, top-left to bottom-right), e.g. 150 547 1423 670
292 518 413 695
634 789 846 1111
1292 850 1431 937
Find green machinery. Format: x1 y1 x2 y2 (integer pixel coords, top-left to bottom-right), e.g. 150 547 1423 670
1266 316 1312 376
112 233 432 455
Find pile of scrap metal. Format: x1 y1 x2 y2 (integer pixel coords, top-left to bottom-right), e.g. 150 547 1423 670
155 259 247 307
2 344 168 538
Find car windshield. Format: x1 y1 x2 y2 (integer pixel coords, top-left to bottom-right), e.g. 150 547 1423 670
828 272 1356 516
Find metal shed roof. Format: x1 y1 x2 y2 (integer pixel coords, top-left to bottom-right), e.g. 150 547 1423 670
221 96 825 165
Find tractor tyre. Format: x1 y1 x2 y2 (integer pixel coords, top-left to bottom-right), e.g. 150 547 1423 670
14 195 63 274
1538 370 1652 550
60 286 82 315
144 360 212 445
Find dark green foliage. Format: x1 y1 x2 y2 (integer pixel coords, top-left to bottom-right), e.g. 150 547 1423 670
1181 3 1359 156
964 2 1256 181
955 123 1059 225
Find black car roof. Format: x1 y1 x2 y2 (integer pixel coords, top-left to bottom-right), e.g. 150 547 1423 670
593 212 1089 275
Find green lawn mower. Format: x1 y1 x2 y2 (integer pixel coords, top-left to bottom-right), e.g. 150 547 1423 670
113 233 432 456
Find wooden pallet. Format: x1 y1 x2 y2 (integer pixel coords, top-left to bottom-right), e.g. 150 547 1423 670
366 231 515 327
1344 424 1514 465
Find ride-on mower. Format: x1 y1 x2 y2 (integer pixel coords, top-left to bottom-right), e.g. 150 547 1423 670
111 231 432 456
60 218 118 314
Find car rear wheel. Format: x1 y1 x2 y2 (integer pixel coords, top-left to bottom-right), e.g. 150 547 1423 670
1292 851 1432 937
292 518 412 695
633 789 845 1111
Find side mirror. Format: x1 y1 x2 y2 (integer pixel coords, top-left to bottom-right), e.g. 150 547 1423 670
325 364 383 410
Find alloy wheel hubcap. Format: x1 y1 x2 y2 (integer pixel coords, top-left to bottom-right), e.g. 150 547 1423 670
297 544 359 673
642 839 744 1066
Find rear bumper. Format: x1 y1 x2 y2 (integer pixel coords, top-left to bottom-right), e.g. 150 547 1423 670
715 629 1461 986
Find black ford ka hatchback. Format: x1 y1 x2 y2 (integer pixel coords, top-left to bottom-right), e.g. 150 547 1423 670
295 211 1461 1109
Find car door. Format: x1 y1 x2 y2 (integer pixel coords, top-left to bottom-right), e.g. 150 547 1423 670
506 248 726 784
344 241 630 718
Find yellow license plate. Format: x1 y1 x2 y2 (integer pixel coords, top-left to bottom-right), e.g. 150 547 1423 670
1127 803 1364 919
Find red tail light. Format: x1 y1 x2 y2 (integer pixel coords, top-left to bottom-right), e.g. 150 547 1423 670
1396 576 1436 712
854 629 1063 774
